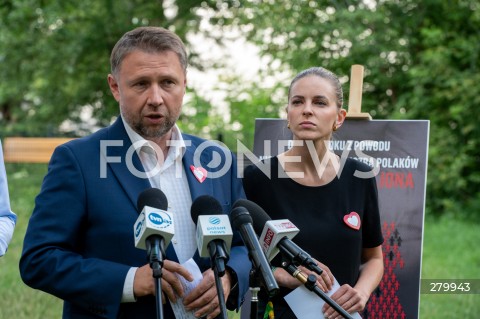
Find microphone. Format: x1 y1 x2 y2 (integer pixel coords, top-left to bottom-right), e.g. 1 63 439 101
191 195 232 319
235 199 323 276
133 188 175 275
191 195 233 276
259 219 299 262
230 200 279 297
235 200 355 319
134 188 174 319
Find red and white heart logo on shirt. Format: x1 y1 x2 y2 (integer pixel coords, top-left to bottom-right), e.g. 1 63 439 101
343 212 361 230
190 165 207 183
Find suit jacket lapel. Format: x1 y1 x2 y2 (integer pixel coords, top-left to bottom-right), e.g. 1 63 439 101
105 118 151 211
181 136 215 269
182 137 214 200
102 127 215 265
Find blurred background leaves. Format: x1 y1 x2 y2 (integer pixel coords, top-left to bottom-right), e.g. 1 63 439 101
1 0 479 220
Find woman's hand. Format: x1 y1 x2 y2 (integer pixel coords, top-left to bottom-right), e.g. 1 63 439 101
311 260 334 292
274 259 334 292
322 284 369 318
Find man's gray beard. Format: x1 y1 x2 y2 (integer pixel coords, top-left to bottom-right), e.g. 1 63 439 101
135 119 176 139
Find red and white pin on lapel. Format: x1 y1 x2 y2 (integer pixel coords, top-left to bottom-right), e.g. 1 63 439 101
343 212 361 230
190 165 207 183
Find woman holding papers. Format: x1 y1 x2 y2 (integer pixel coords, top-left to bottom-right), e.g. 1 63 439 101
243 67 384 319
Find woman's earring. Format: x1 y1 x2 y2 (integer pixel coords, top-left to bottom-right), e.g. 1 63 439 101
332 123 338 131
287 121 291 129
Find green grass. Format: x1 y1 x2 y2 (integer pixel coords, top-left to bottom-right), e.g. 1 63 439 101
1 163 478 318
0 163 62 319
419 215 480 318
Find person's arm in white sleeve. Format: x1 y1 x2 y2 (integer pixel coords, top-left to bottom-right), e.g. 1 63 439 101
121 267 138 303
0 140 16 256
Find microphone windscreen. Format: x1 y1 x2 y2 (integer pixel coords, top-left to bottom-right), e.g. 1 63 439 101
232 199 271 235
136 188 168 212
190 195 224 226
229 206 252 231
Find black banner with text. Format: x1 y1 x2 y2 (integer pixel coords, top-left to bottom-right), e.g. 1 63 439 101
242 119 429 319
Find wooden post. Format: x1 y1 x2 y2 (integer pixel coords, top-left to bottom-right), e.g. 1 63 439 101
346 64 371 120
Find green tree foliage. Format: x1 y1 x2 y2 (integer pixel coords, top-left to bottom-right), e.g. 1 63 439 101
1 0 479 218
0 0 216 136
209 0 480 218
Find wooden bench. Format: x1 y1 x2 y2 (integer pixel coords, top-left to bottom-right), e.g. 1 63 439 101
2 137 74 163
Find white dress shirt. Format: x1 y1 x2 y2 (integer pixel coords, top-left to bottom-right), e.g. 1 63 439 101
121 117 196 302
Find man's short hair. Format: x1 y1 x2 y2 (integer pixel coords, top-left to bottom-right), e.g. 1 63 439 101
110 26 188 76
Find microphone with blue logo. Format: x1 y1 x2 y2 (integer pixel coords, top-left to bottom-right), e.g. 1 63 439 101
191 195 233 276
191 195 232 319
134 188 174 319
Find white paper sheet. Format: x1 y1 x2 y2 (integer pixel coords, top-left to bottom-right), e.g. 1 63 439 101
170 258 204 319
284 279 362 319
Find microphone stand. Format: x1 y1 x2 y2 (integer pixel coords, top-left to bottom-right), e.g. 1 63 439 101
248 268 261 319
279 239 324 276
146 236 165 319
208 241 229 319
282 263 354 319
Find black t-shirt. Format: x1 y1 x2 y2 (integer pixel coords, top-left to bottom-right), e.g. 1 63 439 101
243 156 383 317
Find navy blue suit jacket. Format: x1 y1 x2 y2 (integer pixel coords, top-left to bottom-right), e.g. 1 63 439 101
20 118 251 318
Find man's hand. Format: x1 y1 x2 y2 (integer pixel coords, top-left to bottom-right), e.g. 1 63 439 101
133 260 194 303
183 269 233 319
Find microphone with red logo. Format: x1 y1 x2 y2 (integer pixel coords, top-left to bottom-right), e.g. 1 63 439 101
258 219 299 261
230 200 279 297
237 198 323 276
238 199 355 319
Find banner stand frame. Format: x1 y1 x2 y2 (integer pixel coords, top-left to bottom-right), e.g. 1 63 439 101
345 64 372 120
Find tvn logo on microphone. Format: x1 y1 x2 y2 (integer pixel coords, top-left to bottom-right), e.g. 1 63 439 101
133 206 175 250
135 221 144 238
149 211 173 228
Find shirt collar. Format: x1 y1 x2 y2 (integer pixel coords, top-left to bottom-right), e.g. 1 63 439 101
121 115 186 160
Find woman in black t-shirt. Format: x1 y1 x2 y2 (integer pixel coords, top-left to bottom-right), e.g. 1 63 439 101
243 67 384 319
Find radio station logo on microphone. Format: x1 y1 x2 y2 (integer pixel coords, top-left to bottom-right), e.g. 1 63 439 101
206 216 227 234
208 216 221 225
277 221 296 229
263 228 274 249
149 211 172 229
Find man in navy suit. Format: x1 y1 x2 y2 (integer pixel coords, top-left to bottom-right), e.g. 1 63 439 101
20 26 251 319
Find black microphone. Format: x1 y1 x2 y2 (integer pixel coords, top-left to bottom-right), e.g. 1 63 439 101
230 200 279 297
234 199 355 319
134 188 174 277
235 199 323 276
191 195 232 319
191 195 233 276
134 188 174 319
137 188 168 212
